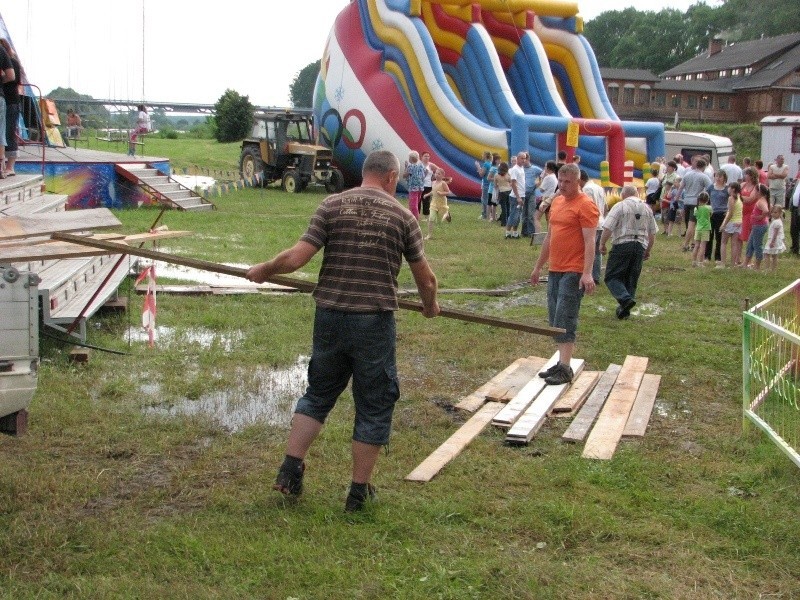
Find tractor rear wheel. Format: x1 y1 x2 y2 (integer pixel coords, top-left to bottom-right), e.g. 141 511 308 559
240 147 265 186
325 169 345 193
282 171 301 193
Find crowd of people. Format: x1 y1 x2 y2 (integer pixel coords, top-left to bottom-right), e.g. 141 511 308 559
645 151 798 271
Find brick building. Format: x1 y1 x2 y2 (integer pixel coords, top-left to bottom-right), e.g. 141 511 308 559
600 32 800 124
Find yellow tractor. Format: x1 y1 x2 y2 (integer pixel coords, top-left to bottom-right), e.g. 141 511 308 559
239 108 344 193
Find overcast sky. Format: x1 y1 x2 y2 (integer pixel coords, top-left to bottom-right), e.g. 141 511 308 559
1 0 710 107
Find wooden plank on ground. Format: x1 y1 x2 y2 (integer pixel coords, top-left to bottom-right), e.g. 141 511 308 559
551 370 600 416
492 355 583 428
454 356 545 413
0 209 121 241
405 401 503 482
622 374 661 438
562 364 621 442
582 356 649 460
505 361 586 444
485 356 548 401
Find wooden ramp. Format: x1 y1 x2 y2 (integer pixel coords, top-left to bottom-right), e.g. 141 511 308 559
582 356 649 460
0 208 121 241
405 402 503 482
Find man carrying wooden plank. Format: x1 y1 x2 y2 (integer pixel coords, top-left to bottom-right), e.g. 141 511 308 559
530 163 600 386
246 150 440 512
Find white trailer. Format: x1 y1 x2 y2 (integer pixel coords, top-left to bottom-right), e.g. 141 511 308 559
664 131 734 171
760 116 800 170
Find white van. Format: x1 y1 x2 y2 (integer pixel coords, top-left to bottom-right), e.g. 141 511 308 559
664 131 734 171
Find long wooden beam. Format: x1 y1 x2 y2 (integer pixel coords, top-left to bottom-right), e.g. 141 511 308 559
52 232 564 337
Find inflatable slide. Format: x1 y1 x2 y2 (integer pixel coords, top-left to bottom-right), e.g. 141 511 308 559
314 0 665 198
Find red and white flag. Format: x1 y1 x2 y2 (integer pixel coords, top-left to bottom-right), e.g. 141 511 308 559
135 265 157 347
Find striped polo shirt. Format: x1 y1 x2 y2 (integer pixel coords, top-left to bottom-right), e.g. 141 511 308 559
301 186 425 312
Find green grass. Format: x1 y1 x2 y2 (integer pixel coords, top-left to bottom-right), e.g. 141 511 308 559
2 141 800 598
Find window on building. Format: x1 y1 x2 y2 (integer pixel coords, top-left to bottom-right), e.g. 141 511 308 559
686 74 694 81
719 70 728 78
732 68 741 76
687 95 698 109
745 67 753 75
702 95 713 109
608 84 619 105
783 92 800 112
676 75 683 81
655 92 666 107
623 85 635 105
718 96 731 110
792 127 800 154
671 94 681 108
696 73 704 80
637 85 650 106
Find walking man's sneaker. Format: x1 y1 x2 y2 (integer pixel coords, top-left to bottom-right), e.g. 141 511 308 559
273 462 305 496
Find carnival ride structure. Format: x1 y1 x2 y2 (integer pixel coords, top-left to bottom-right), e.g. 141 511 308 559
314 0 665 198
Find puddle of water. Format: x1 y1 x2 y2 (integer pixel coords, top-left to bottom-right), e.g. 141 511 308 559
125 325 243 351
654 400 680 419
631 302 664 317
144 356 309 432
596 302 664 317
135 256 309 290
171 174 216 191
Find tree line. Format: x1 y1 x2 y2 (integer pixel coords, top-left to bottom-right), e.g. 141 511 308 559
583 0 800 74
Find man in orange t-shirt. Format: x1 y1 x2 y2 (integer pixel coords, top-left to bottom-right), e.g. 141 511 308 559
531 163 599 385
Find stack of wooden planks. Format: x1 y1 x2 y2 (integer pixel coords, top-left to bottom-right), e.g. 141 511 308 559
405 353 660 483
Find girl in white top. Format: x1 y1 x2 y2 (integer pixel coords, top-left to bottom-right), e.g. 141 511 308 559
763 204 786 271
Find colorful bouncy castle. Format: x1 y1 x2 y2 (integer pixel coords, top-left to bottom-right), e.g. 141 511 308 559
314 0 665 197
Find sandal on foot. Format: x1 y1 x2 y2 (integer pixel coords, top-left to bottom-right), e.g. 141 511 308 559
273 462 305 496
345 483 377 512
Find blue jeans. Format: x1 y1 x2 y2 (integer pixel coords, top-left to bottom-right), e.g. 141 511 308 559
547 272 584 344
295 307 399 445
604 241 645 305
522 191 536 236
506 197 522 228
481 181 489 218
746 223 768 261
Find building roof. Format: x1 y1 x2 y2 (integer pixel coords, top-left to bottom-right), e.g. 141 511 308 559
600 68 661 83
660 32 800 77
731 41 800 90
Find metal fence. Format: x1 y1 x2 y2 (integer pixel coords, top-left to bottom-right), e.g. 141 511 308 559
743 279 800 468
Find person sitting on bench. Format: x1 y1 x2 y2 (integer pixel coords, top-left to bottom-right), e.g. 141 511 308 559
65 108 82 139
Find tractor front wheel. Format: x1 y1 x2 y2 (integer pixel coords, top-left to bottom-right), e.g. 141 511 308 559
282 171 301 193
325 169 345 193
